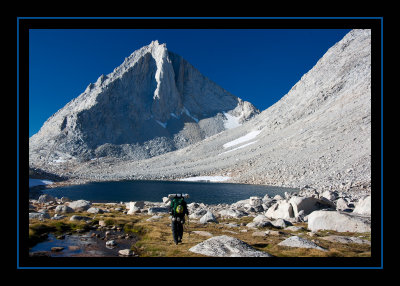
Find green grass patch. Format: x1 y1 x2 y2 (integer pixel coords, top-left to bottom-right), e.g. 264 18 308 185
28 223 55 247
52 221 72 233
123 222 146 235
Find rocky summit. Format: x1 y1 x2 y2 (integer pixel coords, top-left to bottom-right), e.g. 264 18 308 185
29 30 371 195
29 40 259 165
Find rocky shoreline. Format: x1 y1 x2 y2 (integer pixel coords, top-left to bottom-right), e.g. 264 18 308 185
28 182 371 257
29 164 371 202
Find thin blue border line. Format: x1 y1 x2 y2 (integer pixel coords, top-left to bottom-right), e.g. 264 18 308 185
17 16 20 269
380 17 384 269
18 267 384 270
18 16 383 270
17 16 383 20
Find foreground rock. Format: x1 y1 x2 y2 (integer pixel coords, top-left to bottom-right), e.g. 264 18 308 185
308 210 371 233
188 235 273 257
319 235 371 245
87 207 104 214
67 200 91 212
199 211 218 224
352 195 371 216
289 196 335 217
265 200 294 220
249 215 273 228
219 209 247 218
54 205 74 214
189 209 208 219
37 194 56 203
29 212 50 220
265 196 335 222
106 240 117 248
119 249 134 256
278 236 327 252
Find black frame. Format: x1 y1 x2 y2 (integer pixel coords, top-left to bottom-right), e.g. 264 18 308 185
17 17 383 269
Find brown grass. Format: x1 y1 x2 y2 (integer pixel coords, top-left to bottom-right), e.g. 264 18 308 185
28 204 371 257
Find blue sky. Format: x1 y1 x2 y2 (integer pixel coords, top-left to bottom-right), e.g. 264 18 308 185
29 28 351 137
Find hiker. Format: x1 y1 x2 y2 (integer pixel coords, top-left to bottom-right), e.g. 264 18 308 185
169 194 189 245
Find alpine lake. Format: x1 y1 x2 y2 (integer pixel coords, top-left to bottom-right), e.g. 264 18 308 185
42 180 299 205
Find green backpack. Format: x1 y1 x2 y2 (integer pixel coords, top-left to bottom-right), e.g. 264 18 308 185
171 197 184 216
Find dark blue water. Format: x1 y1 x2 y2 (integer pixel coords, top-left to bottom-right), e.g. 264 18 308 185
43 180 298 205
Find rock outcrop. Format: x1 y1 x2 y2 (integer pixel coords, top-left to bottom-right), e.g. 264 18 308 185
278 235 327 251
67 200 92 212
352 195 371 216
307 210 371 233
29 40 259 166
188 235 273 257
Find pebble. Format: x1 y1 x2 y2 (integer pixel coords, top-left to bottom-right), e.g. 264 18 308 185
119 249 134 256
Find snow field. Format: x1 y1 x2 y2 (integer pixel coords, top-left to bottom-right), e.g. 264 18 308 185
223 130 262 149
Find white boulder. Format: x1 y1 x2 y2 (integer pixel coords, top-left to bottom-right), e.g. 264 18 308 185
200 211 218 224
189 209 208 219
126 201 145 210
265 200 294 220
289 196 334 218
67 200 91 212
353 196 371 216
119 249 134 256
271 218 293 229
249 196 263 207
219 209 247 218
335 198 349 211
87 207 104 214
29 212 50 220
127 206 141 215
54 205 74 214
278 236 327 251
251 215 273 228
188 235 273 257
321 190 338 201
106 240 117 247
308 210 371 233
37 194 56 203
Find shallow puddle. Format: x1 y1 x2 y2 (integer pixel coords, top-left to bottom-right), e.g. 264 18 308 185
29 229 138 257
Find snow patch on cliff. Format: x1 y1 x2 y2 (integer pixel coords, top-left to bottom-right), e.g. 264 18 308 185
223 112 241 129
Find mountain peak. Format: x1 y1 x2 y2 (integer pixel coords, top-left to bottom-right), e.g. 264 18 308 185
29 41 259 164
148 40 165 48
146 40 167 55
